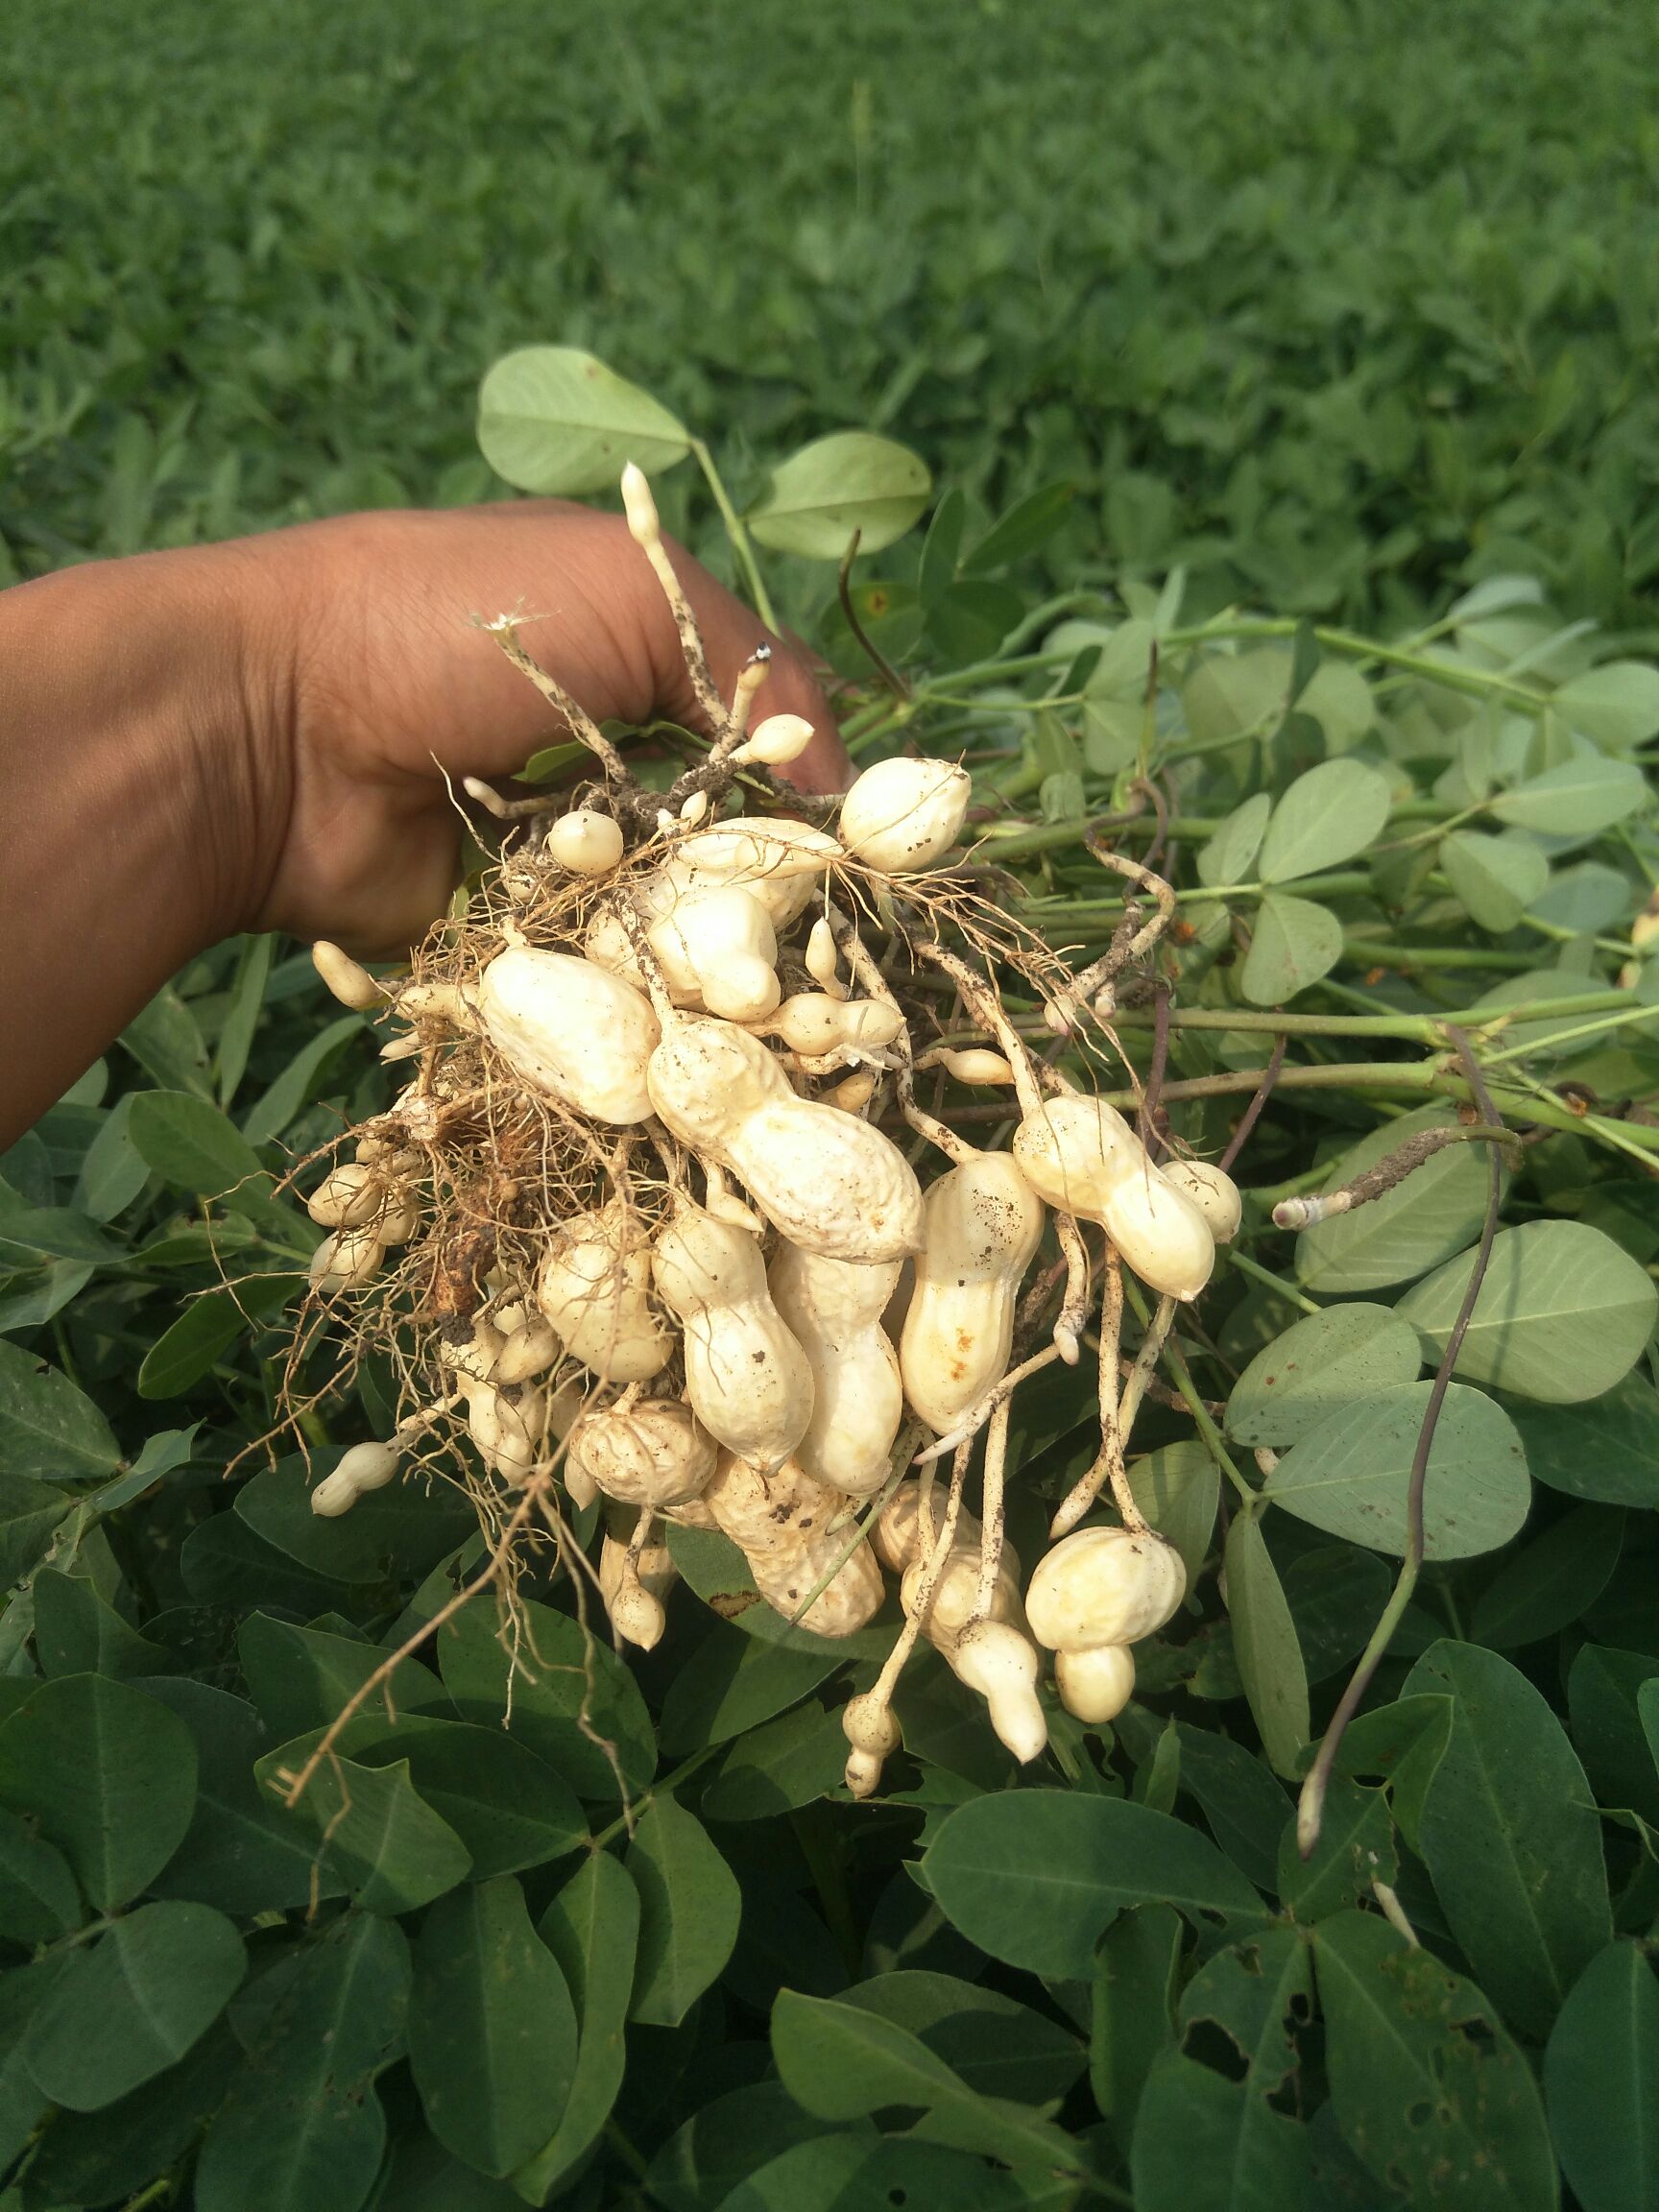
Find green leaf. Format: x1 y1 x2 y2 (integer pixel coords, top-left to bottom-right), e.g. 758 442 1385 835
1239 892 1343 1004
770 1988 1088 2178
626 1791 742 2027
1183 650 1291 747
438 1596 656 1800
841 1969 1084 2106
72 1094 150 1222
1397 1220 1658 1404
1263 1382 1530 1559
289 1755 472 1914
0 1258 95 1336
1277 1778 1394 1923
1126 1439 1220 1586
236 1456 475 1583
239 1012 364 1147
1224 1515 1309 1778
643 2081 845 2212
1315 1910 1556 2212
923 1791 1267 1980
747 431 931 559
1491 750 1648 835
0 1807 80 1945
1132 1929 1318 2212
1407 1640 1611 2038
1440 829 1551 931
961 482 1074 574
139 1678 337 1915
1090 1904 1183 2151
665 1523 891 1659
26 2030 239 2210
1258 758 1392 882
180 1504 369 1616
513 1852 640 2201
238 1611 447 1743
195 1913 409 2212
1468 1503 1623 1647
128 1089 267 1197
120 987 211 1096
0 1198 122 1264
1174 1729 1290 1891
1295 1106 1502 1295
0 1960 69 2168
1331 1695 1453 1858
0 1470 71 1585
476 346 690 494
409 1875 577 2178
0 1338 119 1479
1505 1375 1659 1506
1569 1644 1659 1824
1554 661 1659 751
137 1272 295 1399
0 1673 196 1909
659 1621 843 1756
1527 860 1633 934
1226 1305 1423 1447
715 2134 1027 2212
346 1715 587 1877
701 1701 848 1822
35 1567 166 1679
1544 1940 1659 2212
1196 793 1273 889
24 1899 244 2110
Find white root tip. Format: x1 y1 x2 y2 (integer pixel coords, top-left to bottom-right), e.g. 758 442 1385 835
1054 1322 1081 1367
462 776 512 819
312 942 384 1012
679 790 711 825
1045 997 1077 1037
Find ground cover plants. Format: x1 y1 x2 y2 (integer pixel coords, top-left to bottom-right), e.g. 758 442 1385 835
2 333 1659 2208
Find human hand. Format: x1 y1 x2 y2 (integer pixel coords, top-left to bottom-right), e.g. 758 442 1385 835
237 500 845 956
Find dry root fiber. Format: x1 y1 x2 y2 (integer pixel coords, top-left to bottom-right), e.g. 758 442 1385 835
276 462 1238 1802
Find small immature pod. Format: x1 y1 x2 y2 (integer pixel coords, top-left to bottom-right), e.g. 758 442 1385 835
474 948 660 1124
874 1479 984 1574
900 1545 1021 1655
493 1314 562 1385
651 1207 814 1473
838 757 971 874
765 995 904 1057
312 941 384 1011
466 1381 546 1484
599 1532 674 1651
310 1437 401 1519
569 1399 717 1509
545 808 624 877
732 712 815 768
805 916 847 1000
825 1071 878 1115
1097 1163 1215 1303
536 1207 674 1384
649 887 781 1023
308 1224 385 1293
1055 1643 1136 1725
900 1152 1045 1434
306 1163 385 1230
951 1620 1047 1764
1024 1526 1187 1652
704 1452 885 1637
1160 1158 1241 1244
925 1047 1017 1087
396 981 473 1028
647 1013 924 1264
842 1690 902 1800
769 1243 903 1498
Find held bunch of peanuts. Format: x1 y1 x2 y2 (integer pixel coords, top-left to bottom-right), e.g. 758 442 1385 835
288 465 1243 1801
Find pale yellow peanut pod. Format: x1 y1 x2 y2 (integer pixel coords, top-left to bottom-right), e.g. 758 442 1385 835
901 1546 1021 1656
308 1224 385 1293
466 1380 546 1484
1013 1097 1215 1300
377 1029 423 1064
704 1452 885 1637
838 757 971 874
951 1620 1048 1764
651 1207 813 1473
731 712 815 768
306 1164 386 1230
805 916 848 1000
373 1190 422 1246
842 1690 902 1800
918 1046 1017 1086
569 1399 717 1509
647 1014 923 1264
545 809 624 877
312 941 384 1011
473 947 659 1124
874 1479 983 1574
761 994 903 1057
310 1437 401 1519
825 1071 878 1115
546 1375 598 1508
1055 1643 1136 1725
1160 1158 1241 1245
900 1152 1045 1434
536 1207 674 1384
656 818 845 928
439 1314 505 1384
493 1315 562 1386
1024 1526 1187 1652
396 981 473 1027
649 888 781 1023
769 1243 903 1498
598 1532 675 1650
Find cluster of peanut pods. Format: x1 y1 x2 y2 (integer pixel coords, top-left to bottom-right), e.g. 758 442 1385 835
297 466 1241 1797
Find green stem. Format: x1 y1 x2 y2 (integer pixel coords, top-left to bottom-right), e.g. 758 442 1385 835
1342 938 1544 973
689 437 780 635
1480 999 1659 1069
1121 1276 1254 1504
1163 616 1551 711
589 1745 720 1850
1226 1250 1322 1315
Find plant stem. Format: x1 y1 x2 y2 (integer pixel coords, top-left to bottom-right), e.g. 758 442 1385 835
1163 615 1551 711
689 437 780 634
1226 1250 1322 1315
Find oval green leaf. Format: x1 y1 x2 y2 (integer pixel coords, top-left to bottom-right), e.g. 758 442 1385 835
1490 751 1647 836
1396 1220 1658 1405
626 1792 741 2028
1544 1940 1659 2212
1240 892 1344 1005
0 1338 119 1479
747 431 931 560
1440 829 1550 933
1227 1303 1423 1446
1224 1514 1310 1778
476 346 689 495
1295 1105 1503 1294
1258 758 1392 883
1263 1382 1530 1559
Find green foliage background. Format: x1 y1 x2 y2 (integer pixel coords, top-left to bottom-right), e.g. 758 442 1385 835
5 4 1659 2209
